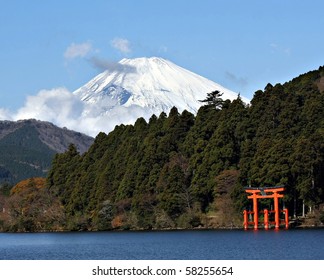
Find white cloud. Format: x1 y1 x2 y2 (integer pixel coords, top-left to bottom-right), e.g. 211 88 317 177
0 108 12 120
14 87 85 131
110 38 131 54
64 42 93 59
3 87 151 137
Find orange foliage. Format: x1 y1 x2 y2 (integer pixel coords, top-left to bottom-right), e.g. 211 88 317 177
10 177 46 195
111 215 124 229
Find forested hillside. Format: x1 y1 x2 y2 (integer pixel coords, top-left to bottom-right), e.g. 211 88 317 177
43 66 324 231
0 119 93 184
1 66 324 232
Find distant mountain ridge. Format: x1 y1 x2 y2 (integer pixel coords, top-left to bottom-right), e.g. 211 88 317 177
0 119 94 184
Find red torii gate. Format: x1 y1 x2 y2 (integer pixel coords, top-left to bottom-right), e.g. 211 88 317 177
243 186 289 230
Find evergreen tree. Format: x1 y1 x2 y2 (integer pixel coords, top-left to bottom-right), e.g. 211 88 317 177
199 90 225 109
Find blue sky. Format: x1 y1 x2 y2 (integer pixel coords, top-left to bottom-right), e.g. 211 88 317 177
1 0 324 111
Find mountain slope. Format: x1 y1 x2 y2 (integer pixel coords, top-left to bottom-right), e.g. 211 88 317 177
0 119 94 184
75 57 243 113
73 57 247 132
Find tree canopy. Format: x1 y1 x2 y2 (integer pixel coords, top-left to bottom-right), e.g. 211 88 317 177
2 66 324 231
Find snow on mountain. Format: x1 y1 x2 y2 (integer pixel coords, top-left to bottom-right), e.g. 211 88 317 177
11 57 248 137
74 57 247 122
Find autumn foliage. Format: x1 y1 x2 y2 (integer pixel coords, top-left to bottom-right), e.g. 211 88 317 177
0 177 65 232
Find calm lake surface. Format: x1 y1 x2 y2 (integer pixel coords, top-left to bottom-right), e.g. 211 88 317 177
0 229 323 260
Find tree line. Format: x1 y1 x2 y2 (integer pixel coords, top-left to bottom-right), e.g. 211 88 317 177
1 65 324 231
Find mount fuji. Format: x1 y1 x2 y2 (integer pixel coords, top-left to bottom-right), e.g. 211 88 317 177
73 57 247 134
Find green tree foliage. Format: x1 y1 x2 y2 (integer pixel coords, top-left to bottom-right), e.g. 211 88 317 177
0 125 56 184
199 90 225 109
43 65 324 230
157 154 191 219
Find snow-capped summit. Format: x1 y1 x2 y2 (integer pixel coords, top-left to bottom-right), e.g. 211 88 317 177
70 57 250 135
74 57 246 119
8 57 246 137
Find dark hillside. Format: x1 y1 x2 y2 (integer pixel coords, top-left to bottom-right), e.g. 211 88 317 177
0 119 93 184
0 124 56 183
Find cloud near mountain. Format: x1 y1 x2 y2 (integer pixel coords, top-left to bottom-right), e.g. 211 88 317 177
1 57 247 137
3 87 161 137
88 57 137 73
10 87 124 137
14 87 85 131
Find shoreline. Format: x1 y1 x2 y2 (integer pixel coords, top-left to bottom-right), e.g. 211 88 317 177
1 223 323 234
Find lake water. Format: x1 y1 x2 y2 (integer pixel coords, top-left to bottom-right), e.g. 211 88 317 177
0 229 323 260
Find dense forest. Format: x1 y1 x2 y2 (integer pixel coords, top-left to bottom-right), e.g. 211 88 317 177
0 119 93 185
0 124 56 183
1 66 324 231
